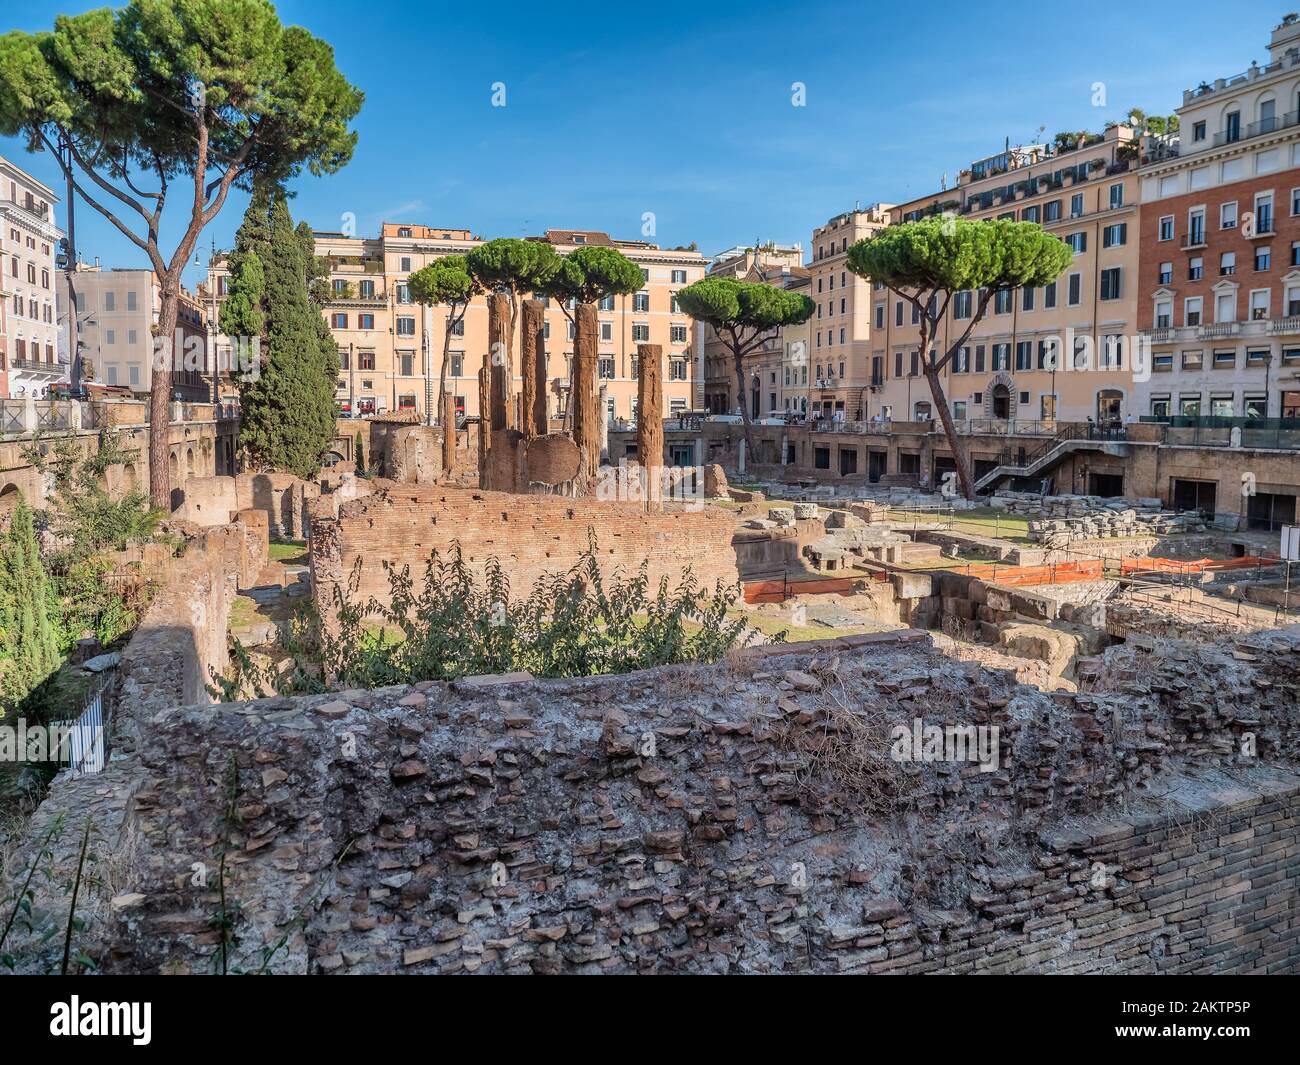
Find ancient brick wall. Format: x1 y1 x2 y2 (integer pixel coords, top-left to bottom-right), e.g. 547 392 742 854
116 518 268 747
308 485 741 617
6 626 1284 975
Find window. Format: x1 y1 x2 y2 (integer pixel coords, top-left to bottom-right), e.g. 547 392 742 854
1015 341 1032 371
1244 394 1267 418
1213 350 1236 368
952 291 972 318
875 304 884 329
1022 286 1035 311
1188 208 1205 245
1155 299 1172 329
400 352 414 376
1067 274 1081 306
1185 297 1202 326
397 227 411 238
1189 256 1203 281
1066 232 1086 254
1255 192 1274 233
1250 289 1270 321
396 283 410 303
1150 395 1171 417
330 312 347 328
671 269 686 284
359 351 376 370
669 359 687 381
1108 183 1123 208
895 301 903 326
1220 202 1238 229
396 316 415 336
1193 120 1206 142
598 357 615 379
1102 222 1126 248
1045 200 1061 222
450 354 464 377
1179 394 1202 416
1071 193 1085 218
1158 261 1173 284
1022 204 1040 224
1158 215 1174 241
632 324 649 342
400 256 411 271
994 289 1012 314
1255 246 1271 271
359 313 374 329
633 292 650 312
1099 267 1121 300
359 280 374 298
1246 348 1269 366
600 322 613 342
670 324 687 343
1215 291 1235 323
993 343 1010 371
1044 281 1057 309
1220 251 1236 276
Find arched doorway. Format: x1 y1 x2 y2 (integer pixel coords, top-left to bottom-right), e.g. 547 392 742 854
186 447 196 477
991 384 1011 420
0 483 19 516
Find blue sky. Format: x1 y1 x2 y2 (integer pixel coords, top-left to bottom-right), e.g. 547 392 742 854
0 0 1282 287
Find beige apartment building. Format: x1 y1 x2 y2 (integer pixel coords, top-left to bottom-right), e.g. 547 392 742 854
72 266 209 401
700 243 809 417
873 125 1144 432
1 154 63 398
807 206 892 420
211 225 707 424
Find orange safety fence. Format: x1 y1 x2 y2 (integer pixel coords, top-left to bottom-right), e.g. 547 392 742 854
980 559 1106 586
742 572 882 604
1119 555 1280 575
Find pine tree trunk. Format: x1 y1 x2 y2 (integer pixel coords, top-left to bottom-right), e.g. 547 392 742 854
149 283 179 510
573 302 600 479
925 367 975 500
637 343 663 511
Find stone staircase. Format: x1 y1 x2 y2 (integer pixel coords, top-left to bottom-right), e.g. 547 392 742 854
973 425 1127 494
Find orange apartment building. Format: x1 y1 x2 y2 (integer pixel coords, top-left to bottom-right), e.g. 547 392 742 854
806 206 892 420
210 225 708 424
872 125 1143 432
1137 13 1300 432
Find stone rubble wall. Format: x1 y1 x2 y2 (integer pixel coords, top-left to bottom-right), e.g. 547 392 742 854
24 625 1298 975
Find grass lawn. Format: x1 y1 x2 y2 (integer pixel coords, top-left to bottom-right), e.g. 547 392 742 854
884 506 1033 543
268 539 309 564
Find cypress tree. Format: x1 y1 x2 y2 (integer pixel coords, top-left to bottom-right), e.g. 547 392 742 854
224 182 340 478
0 498 61 715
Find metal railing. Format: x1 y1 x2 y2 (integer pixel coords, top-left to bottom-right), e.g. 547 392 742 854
60 681 110 777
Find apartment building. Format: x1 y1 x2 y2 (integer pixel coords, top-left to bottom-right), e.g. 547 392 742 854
71 266 209 401
1137 13 1300 426
700 243 809 416
1 154 64 398
212 225 707 423
807 207 892 420
874 125 1142 433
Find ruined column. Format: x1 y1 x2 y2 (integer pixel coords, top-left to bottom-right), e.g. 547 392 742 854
442 392 456 479
573 301 600 480
477 363 490 484
637 343 663 511
488 291 510 433
599 382 610 466
521 298 547 438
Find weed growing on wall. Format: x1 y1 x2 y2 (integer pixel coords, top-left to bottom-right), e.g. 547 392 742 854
210 536 769 700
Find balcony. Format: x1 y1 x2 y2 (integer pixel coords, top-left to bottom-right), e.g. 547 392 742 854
9 356 68 375
1199 322 1239 339
1212 110 1299 148
1180 232 1206 250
